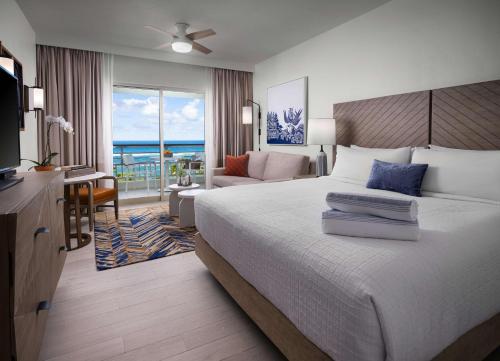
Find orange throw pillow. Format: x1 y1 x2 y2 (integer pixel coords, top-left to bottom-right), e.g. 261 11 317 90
224 154 249 177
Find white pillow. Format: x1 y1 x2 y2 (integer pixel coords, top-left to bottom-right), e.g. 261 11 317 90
331 145 412 183
411 148 500 201
430 144 500 154
350 145 412 163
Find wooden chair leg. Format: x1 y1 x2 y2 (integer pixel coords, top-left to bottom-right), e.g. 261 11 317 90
114 199 119 219
88 206 94 232
86 181 94 232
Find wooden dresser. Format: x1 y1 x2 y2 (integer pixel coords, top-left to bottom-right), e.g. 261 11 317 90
0 172 66 361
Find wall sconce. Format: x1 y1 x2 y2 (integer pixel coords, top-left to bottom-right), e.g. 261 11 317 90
24 86 44 111
0 57 14 75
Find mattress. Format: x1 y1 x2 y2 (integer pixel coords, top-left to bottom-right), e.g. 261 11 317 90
194 177 500 361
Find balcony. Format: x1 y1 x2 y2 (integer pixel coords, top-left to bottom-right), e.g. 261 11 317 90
113 141 206 200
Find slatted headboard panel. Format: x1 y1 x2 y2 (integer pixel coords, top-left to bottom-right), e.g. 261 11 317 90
333 91 430 148
431 80 500 150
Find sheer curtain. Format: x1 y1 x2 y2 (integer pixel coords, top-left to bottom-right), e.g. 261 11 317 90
211 68 253 167
36 45 104 169
204 68 215 188
99 53 114 180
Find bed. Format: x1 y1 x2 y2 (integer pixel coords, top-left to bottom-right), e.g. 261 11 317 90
195 79 500 361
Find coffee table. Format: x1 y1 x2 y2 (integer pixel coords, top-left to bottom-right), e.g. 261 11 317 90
178 189 207 227
168 183 200 217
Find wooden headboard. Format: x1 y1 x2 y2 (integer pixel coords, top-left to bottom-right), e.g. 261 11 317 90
332 79 500 150
431 80 500 150
333 91 430 148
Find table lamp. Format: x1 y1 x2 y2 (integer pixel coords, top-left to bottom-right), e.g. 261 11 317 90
307 118 336 177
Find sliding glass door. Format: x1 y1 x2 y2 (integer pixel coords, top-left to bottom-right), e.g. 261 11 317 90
162 91 205 191
112 86 205 201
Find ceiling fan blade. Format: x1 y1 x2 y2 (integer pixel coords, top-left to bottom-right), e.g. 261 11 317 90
192 41 212 54
154 42 172 50
186 29 216 40
144 25 173 37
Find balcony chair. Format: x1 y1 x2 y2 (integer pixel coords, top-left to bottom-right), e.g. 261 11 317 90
122 154 157 193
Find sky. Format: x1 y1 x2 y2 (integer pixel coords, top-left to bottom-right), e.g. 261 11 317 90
112 88 205 141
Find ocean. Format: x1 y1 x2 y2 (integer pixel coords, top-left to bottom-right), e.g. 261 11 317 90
113 140 205 166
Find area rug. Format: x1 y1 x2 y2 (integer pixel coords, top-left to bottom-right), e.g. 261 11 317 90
94 205 197 270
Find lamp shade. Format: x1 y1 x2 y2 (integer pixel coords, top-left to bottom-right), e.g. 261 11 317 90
24 86 45 111
0 57 14 75
307 118 336 145
242 106 253 124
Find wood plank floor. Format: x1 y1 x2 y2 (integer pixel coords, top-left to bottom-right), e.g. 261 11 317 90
39 206 285 361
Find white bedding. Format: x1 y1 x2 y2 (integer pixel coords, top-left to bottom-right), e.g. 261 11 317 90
194 177 500 361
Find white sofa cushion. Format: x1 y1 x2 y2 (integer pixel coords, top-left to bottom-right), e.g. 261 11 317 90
246 151 269 180
262 152 309 181
212 175 263 188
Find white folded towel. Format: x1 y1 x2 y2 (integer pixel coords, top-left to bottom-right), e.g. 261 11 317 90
322 210 420 241
326 192 418 222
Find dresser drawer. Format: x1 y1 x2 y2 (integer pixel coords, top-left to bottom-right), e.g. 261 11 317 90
48 175 66 294
13 306 50 361
13 189 53 316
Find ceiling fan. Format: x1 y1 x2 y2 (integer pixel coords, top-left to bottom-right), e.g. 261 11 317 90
145 23 216 54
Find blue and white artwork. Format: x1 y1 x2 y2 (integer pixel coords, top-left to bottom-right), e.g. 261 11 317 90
267 77 307 145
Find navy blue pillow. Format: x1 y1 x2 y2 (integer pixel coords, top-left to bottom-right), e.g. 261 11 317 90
366 160 428 197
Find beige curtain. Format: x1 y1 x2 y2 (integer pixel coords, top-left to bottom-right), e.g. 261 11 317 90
36 45 103 169
212 68 253 166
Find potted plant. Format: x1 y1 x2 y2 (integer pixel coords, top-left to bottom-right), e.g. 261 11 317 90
23 115 74 171
176 161 192 186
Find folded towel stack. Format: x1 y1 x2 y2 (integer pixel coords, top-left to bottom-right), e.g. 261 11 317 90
322 192 420 241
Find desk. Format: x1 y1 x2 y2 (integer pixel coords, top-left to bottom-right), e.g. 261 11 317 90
64 172 106 250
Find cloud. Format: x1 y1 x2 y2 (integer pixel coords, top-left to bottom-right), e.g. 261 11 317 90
122 98 148 107
142 101 159 116
181 98 200 120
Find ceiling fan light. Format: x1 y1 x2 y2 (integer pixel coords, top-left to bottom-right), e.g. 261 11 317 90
172 39 192 53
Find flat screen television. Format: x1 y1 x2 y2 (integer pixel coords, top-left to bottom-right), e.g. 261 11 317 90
0 64 23 191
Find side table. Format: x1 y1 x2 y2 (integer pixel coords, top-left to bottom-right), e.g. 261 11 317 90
168 183 200 216
178 189 207 227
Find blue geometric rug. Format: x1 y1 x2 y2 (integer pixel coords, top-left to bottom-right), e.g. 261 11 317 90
94 205 197 271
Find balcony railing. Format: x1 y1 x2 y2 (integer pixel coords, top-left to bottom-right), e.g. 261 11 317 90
112 141 205 196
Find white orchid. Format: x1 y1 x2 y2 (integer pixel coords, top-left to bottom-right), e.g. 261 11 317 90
23 115 75 169
46 115 75 134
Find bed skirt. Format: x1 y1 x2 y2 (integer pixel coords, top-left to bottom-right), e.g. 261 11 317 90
194 234 500 361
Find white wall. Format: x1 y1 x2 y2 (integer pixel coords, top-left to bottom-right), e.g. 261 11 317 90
253 0 500 171
0 0 37 171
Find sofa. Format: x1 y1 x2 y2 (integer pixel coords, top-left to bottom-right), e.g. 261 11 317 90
212 151 315 188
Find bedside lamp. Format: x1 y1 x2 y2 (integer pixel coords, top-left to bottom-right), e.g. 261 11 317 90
307 118 336 177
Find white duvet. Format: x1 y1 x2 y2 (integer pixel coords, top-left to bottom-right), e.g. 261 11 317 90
194 177 500 361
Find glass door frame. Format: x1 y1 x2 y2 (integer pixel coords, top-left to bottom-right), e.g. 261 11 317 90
113 82 206 202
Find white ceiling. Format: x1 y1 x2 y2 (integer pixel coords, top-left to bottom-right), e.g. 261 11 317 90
16 0 389 71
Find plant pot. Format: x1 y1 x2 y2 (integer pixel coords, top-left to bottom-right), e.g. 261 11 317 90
34 165 55 172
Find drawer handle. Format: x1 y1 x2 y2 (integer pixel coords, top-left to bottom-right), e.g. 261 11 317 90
56 197 66 205
59 246 66 253
37 300 51 314
34 227 50 240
